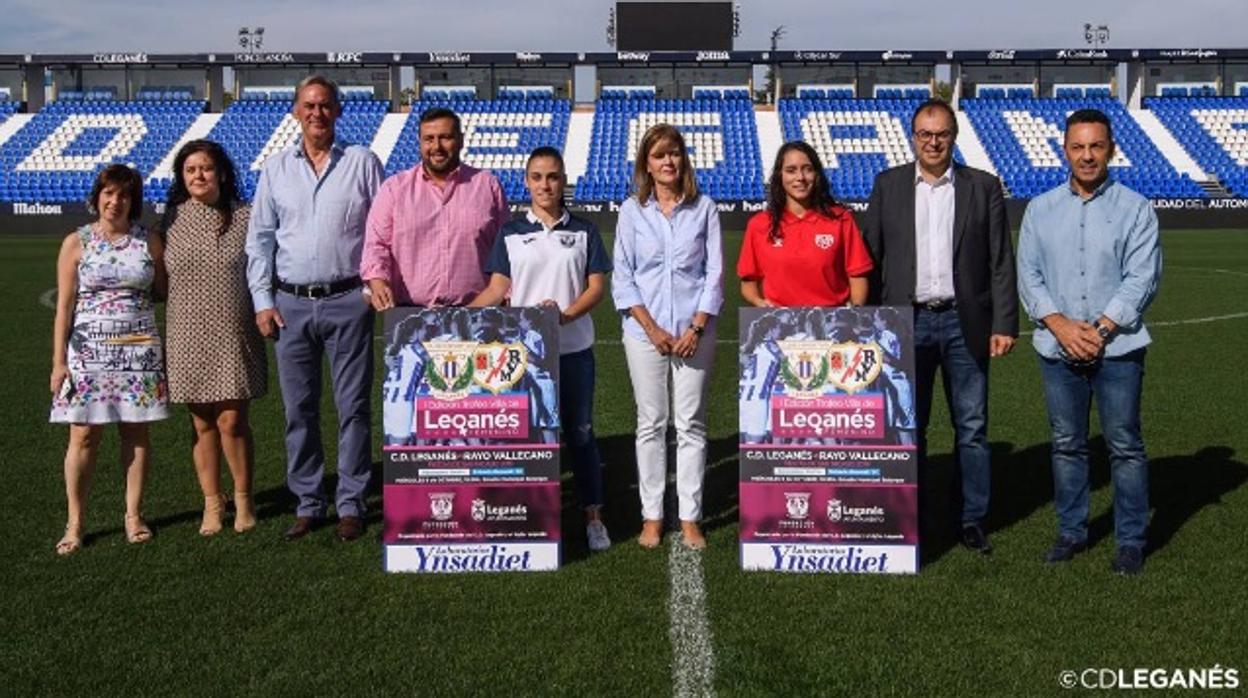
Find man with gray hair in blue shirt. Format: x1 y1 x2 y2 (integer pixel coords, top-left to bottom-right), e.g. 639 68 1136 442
1017 108 1162 575
245 75 384 543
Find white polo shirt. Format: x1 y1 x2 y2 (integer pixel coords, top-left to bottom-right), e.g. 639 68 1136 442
484 209 612 355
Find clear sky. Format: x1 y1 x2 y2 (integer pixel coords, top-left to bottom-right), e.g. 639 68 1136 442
0 0 1244 53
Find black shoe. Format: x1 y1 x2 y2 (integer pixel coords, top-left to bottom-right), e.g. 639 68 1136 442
1110 546 1144 576
282 516 314 541
959 524 992 555
1043 536 1087 563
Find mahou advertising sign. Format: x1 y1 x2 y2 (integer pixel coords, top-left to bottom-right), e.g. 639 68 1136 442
738 307 919 574
381 307 561 573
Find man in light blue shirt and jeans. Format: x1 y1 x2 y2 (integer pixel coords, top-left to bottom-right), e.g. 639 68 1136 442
245 75 384 543
1017 108 1162 575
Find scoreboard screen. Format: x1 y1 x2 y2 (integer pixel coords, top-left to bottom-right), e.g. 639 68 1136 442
617 2 734 51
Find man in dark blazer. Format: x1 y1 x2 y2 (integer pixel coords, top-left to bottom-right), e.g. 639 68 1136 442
862 99 1018 555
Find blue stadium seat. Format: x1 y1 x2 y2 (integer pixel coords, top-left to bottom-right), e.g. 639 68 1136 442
778 97 965 201
0 98 204 203
200 96 388 202
1145 95 1248 196
575 95 762 202
962 96 1206 198
386 98 570 203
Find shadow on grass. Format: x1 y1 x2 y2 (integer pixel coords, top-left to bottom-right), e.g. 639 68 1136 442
919 441 1248 565
320 437 1245 567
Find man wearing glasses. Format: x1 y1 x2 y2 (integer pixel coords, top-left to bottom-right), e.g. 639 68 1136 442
862 99 1018 556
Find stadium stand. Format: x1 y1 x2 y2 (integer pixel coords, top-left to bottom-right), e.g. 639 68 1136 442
975 85 1036 100
180 94 388 202
1145 96 1248 196
575 94 763 202
0 98 203 203
385 97 571 203
0 99 19 124
796 85 856 99
1 82 1243 204
778 97 964 201
960 96 1207 198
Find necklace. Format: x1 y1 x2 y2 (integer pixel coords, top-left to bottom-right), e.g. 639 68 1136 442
94 222 132 247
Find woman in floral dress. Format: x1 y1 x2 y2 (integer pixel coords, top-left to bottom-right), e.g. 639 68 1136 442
50 165 169 555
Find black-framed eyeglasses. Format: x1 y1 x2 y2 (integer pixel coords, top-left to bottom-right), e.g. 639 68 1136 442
914 130 954 143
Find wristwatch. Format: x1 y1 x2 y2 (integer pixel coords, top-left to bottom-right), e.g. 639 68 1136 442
690 324 705 336
1093 320 1112 340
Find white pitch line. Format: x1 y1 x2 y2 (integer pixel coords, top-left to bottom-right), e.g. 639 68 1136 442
667 531 718 698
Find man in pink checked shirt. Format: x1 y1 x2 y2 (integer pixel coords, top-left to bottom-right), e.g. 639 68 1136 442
361 107 509 308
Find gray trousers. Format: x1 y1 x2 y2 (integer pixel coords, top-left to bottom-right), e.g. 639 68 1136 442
273 288 373 518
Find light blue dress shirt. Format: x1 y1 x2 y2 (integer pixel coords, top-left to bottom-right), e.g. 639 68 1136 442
245 140 384 312
611 194 724 341
1017 178 1162 359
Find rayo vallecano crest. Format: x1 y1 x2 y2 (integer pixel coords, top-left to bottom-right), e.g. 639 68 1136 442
814 233 835 249
777 340 830 397
421 341 476 399
785 492 811 520
471 342 528 394
826 342 883 394
429 492 455 521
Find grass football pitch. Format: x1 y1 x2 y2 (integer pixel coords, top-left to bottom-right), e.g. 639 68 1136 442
3 228 1246 695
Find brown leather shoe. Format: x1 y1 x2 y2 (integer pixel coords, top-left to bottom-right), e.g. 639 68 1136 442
336 516 364 542
282 516 314 541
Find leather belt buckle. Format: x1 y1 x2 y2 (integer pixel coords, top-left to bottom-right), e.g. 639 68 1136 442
916 299 955 312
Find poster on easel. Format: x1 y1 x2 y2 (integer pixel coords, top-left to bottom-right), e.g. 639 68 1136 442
381 306 561 573
738 306 919 574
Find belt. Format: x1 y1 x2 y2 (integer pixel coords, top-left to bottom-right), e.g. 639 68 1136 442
914 298 956 312
276 276 362 299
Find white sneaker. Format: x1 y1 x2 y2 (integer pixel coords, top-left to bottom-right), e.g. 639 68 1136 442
586 520 611 551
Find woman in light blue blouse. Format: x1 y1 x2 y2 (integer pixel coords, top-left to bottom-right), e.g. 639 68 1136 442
612 123 724 550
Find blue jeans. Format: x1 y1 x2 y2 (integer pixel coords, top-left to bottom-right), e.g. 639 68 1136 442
1038 350 1149 549
914 306 991 526
560 348 604 509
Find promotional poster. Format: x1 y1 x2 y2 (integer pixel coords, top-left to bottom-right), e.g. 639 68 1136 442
381 306 561 573
738 306 919 574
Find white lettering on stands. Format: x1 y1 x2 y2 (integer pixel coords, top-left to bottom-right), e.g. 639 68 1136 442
799 111 911 170
13 203 65 215
16 114 148 173
92 53 147 64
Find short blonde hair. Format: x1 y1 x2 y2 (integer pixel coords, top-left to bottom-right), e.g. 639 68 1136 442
632 123 700 205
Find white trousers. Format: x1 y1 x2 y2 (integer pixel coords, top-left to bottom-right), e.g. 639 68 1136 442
622 331 716 522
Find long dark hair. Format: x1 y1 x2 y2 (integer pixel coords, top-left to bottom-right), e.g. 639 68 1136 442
161 139 241 237
766 141 842 244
